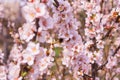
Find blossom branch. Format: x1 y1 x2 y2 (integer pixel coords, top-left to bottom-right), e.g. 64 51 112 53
33 18 39 41
97 61 108 70
91 62 98 80
97 44 120 70
102 28 113 40
83 74 92 80
112 44 120 56
53 0 59 8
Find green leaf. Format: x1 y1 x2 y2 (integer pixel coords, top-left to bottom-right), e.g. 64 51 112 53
21 71 28 77
53 47 63 57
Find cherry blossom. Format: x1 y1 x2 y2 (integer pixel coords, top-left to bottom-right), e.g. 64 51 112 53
19 23 36 42
0 0 120 80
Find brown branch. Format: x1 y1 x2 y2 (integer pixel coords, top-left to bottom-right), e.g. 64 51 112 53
53 0 59 8
54 57 59 71
91 62 98 80
111 73 117 80
112 44 120 56
102 28 113 40
84 74 92 78
2 27 9 64
0 35 13 43
32 18 39 41
97 44 120 70
97 61 108 70
42 73 47 80
62 66 66 80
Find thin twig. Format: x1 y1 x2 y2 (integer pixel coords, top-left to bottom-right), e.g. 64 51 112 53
83 74 92 78
97 61 108 70
53 0 59 8
111 73 117 80
97 44 120 70
102 28 113 40
112 44 120 56
92 62 98 80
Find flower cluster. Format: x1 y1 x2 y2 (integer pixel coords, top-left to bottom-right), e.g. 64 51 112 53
0 0 120 80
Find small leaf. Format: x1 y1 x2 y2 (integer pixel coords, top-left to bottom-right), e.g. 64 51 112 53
21 71 28 77
53 47 63 57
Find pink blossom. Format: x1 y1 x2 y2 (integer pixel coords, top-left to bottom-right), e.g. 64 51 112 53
0 66 7 80
19 23 36 42
106 56 117 69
